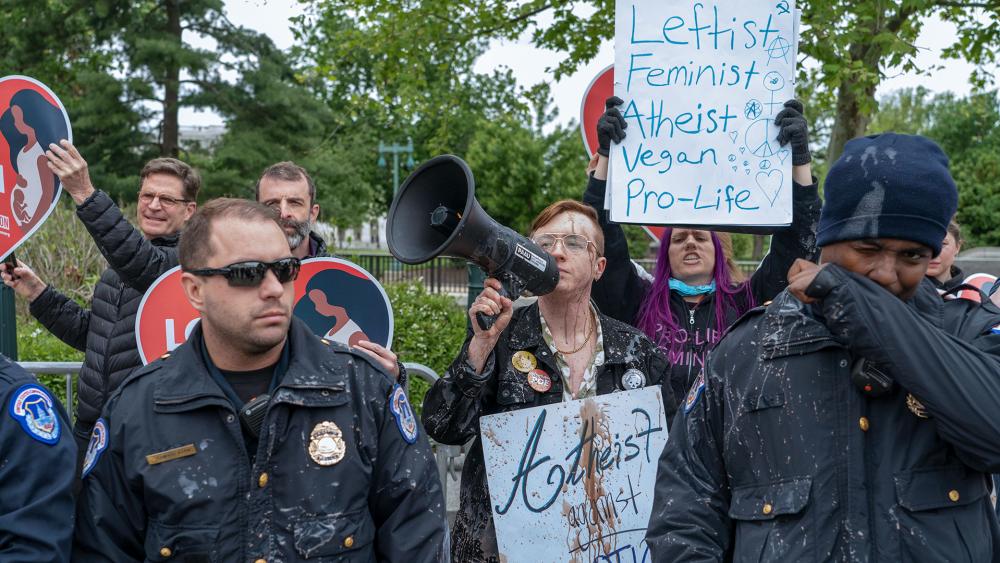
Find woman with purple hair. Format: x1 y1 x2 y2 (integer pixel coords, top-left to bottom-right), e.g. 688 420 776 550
583 97 821 403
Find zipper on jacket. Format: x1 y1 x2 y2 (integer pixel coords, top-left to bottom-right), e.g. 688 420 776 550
688 308 696 326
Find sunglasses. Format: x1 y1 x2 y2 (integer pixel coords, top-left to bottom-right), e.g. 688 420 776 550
532 233 596 254
187 257 301 287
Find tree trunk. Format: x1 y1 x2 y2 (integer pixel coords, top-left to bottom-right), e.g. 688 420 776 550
826 79 873 164
161 0 181 157
752 235 766 261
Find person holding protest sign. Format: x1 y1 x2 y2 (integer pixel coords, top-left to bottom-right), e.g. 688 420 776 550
584 96 820 404
647 133 1000 560
73 198 448 562
0 353 76 562
1 146 199 464
423 199 671 563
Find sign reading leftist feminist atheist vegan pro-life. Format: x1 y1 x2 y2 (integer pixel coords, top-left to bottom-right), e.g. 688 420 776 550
481 387 668 562
608 0 798 229
135 258 394 364
0 76 71 261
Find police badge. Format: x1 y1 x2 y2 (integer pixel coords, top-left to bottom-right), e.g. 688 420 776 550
308 421 346 466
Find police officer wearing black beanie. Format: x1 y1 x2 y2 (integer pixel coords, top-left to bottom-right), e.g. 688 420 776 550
648 133 1000 561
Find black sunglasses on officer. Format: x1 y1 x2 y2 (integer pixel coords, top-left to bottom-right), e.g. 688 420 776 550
185 257 301 287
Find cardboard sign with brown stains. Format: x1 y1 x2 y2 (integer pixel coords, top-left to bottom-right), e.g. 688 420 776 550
481 387 668 562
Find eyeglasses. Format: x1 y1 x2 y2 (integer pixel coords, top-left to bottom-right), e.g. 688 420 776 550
186 257 301 287
137 191 191 208
532 233 596 254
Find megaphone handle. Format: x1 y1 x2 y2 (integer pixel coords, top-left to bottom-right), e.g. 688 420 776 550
475 283 509 331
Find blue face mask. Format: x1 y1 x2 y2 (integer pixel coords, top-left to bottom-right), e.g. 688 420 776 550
669 278 717 296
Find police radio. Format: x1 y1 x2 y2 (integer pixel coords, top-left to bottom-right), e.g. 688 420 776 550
851 358 894 397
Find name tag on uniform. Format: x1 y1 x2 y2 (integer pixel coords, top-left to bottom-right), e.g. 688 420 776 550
146 444 198 465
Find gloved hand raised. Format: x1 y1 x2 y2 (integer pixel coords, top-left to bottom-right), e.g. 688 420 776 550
775 99 811 166
596 96 627 157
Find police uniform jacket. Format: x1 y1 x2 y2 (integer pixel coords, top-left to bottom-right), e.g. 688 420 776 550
0 355 76 562
582 173 821 402
422 302 672 563
647 265 1000 562
73 318 448 562
29 190 179 455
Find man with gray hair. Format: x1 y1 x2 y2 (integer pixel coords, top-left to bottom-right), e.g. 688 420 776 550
255 161 328 259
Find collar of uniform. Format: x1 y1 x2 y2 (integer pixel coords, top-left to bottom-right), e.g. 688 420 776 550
275 317 349 391
153 322 230 409
153 319 348 409
507 301 642 366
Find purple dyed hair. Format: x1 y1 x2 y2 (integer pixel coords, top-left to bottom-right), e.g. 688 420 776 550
636 228 755 357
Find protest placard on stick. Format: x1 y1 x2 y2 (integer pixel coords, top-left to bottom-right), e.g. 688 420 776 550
482 387 668 562
609 0 797 229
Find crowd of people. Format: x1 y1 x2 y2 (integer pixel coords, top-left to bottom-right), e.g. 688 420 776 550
1 93 1000 562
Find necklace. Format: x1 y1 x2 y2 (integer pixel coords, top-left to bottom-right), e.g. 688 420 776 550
554 311 595 355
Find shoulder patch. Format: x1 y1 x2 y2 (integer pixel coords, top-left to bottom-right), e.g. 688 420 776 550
683 372 706 414
389 384 418 444
7 384 60 445
82 418 109 478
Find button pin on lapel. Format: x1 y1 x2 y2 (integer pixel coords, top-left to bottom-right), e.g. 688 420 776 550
512 351 537 373
526 369 552 392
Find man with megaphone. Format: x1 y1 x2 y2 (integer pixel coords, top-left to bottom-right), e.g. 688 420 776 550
421 199 672 563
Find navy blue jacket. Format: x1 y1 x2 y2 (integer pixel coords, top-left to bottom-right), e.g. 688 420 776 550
0 355 76 562
648 267 1000 561
73 318 448 562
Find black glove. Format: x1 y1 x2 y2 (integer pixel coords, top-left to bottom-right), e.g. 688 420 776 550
596 96 627 157
775 99 811 166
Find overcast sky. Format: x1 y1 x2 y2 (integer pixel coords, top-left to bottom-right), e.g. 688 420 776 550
182 1 993 133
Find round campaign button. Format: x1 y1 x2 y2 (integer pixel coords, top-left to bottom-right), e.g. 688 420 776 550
526 369 552 393
511 350 537 373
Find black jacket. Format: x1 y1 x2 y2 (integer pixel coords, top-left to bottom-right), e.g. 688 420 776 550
29 190 179 454
0 355 76 563
308 230 330 258
582 174 821 401
647 267 1000 562
422 302 671 563
73 318 448 562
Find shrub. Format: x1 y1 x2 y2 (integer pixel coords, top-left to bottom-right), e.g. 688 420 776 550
385 281 468 414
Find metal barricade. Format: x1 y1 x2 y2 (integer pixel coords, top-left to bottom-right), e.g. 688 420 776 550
17 361 77 414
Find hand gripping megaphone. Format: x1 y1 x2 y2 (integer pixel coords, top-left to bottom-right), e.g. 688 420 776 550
386 155 560 330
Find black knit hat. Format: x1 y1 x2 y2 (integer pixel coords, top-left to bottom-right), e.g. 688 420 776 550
817 133 957 256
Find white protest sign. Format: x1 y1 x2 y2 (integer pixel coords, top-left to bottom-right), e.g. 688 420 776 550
481 387 668 562
610 0 797 228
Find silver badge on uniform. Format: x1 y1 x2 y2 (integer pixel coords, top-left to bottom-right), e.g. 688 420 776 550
621 368 646 390
308 421 346 466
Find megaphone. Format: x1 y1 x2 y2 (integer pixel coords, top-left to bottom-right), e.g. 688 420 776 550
387 155 560 330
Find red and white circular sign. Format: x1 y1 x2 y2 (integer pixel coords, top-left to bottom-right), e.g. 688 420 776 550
135 257 394 364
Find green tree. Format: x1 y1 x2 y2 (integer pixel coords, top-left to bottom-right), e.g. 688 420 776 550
298 1 1000 164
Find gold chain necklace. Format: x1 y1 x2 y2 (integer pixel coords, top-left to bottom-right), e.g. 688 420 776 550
554 311 595 355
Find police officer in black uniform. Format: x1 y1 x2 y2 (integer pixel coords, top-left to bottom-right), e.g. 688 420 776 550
647 134 1000 561
0 353 76 562
73 199 448 562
